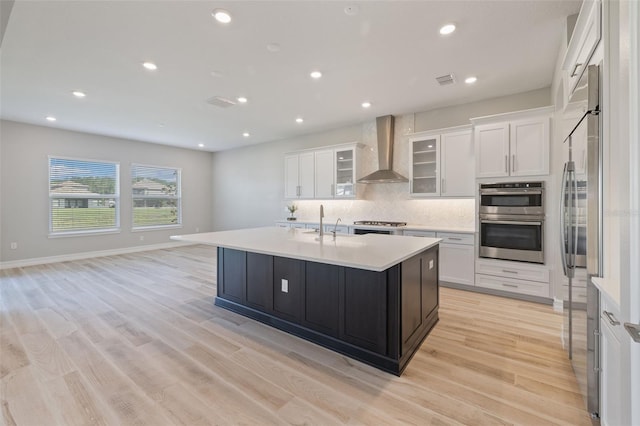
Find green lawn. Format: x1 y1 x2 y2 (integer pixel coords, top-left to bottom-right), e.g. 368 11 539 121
51 207 177 231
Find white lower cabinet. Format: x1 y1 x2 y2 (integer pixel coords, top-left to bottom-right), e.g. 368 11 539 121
403 230 474 286
600 294 625 426
475 258 550 298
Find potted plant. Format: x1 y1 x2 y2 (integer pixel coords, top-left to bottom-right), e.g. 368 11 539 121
286 203 298 221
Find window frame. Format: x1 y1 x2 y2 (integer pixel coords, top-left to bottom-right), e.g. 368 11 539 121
48 155 120 237
130 163 182 231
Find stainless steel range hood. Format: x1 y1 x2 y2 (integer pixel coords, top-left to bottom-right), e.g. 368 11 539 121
357 115 409 183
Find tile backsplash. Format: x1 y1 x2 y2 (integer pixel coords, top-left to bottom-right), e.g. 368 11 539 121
282 113 476 229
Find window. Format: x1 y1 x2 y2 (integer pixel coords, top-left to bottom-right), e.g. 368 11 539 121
49 157 120 235
131 164 181 229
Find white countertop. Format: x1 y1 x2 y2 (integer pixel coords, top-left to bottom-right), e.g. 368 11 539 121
171 227 440 272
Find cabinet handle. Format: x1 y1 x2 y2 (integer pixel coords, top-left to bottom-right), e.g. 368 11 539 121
296 185 301 197
603 310 620 326
448 237 462 241
441 178 445 193
502 269 519 274
502 283 519 288
331 183 335 196
505 155 508 173
512 154 516 172
571 62 583 78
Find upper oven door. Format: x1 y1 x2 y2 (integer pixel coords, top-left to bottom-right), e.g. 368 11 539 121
479 188 544 215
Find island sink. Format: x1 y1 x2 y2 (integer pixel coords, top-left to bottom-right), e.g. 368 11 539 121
171 227 441 375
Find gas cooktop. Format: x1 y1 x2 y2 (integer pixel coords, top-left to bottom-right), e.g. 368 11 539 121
353 221 407 227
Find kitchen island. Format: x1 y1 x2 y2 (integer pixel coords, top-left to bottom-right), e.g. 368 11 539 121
171 227 440 375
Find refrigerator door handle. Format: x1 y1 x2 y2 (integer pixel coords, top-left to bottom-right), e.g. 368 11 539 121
559 163 571 277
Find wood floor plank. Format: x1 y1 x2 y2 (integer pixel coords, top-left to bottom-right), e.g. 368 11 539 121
0 244 593 425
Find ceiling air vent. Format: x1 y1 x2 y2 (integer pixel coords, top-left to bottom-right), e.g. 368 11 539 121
436 74 456 86
206 96 236 108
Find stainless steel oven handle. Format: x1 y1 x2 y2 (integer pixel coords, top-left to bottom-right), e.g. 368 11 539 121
480 220 543 226
479 190 543 196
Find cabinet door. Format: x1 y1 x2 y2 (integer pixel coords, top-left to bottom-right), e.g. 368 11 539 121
335 148 355 198
440 130 474 196
439 243 474 286
474 123 510 178
410 136 440 195
600 310 623 426
314 149 334 198
298 152 315 199
284 154 300 199
510 117 550 176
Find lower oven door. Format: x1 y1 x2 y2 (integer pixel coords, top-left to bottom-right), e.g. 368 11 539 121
479 216 544 264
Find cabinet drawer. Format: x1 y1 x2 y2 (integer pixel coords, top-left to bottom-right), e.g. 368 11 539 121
476 274 549 298
436 232 474 245
476 260 549 283
403 230 436 238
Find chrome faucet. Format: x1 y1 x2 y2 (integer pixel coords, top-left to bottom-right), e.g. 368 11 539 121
332 218 342 240
319 204 324 237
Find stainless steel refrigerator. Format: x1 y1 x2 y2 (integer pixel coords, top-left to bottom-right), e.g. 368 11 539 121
560 64 602 422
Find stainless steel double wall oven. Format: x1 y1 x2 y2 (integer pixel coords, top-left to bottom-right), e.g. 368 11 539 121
479 182 545 264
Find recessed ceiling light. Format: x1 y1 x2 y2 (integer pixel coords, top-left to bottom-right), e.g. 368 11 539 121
212 9 231 24
296 117 304 123
142 62 158 71
361 101 371 108
158 123 165 127
210 70 223 78
439 24 456 35
45 116 57 122
266 43 281 53
465 76 478 84
344 5 360 16
72 91 86 98
310 71 322 79
242 132 250 137
237 96 248 103
198 143 205 148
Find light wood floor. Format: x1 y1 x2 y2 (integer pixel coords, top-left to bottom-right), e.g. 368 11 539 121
1 245 592 425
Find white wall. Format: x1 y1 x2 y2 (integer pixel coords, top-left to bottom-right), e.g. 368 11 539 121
211 87 551 230
0 120 214 263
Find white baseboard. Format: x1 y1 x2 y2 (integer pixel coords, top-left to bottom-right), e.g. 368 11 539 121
0 241 195 270
553 297 564 313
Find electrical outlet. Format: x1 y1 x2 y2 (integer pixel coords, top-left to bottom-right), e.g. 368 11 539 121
10 242 17 250
139 236 144 241
429 259 434 269
281 279 288 293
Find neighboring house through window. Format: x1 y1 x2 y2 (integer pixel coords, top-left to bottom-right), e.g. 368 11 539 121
131 164 181 228
49 156 120 235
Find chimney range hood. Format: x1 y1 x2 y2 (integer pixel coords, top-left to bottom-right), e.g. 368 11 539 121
357 115 409 183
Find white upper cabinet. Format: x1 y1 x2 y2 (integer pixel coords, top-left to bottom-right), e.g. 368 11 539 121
441 129 474 196
314 149 334 198
473 107 552 178
410 135 440 196
562 0 601 100
284 151 314 199
334 147 356 198
285 143 361 200
409 126 474 197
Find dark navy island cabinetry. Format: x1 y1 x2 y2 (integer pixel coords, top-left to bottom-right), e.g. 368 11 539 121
216 245 439 375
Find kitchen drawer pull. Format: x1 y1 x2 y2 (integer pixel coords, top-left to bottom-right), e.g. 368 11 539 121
504 155 508 173
502 283 519 288
447 237 462 241
502 269 519 274
603 310 620 326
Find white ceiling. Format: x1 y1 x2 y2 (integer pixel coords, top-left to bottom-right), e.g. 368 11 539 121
0 0 581 152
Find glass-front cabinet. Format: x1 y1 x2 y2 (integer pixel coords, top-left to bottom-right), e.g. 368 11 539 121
335 148 355 198
410 135 440 196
